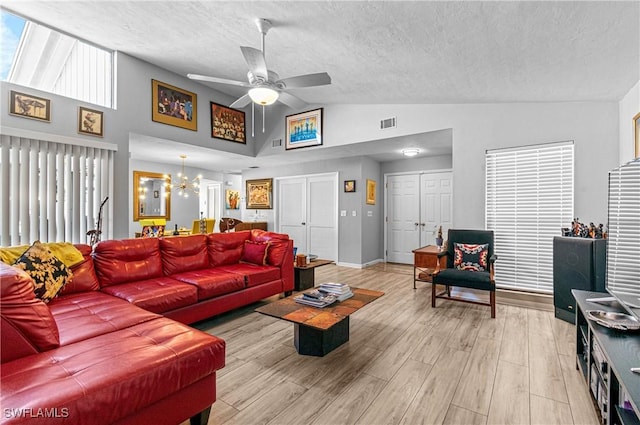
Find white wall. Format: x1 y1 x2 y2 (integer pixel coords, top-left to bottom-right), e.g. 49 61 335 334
619 80 640 164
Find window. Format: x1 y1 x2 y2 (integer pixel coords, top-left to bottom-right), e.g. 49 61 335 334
0 134 115 245
1 10 113 108
606 159 640 297
486 141 574 293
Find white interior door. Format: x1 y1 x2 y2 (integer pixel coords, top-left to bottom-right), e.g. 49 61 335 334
421 172 452 245
278 178 306 253
307 175 337 260
386 174 420 263
385 171 453 264
277 174 338 262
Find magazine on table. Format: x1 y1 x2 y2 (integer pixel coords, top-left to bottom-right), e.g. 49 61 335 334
318 282 353 301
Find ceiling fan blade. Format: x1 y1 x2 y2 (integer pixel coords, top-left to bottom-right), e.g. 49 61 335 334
277 92 307 109
187 73 251 87
277 72 332 89
229 94 252 109
240 46 268 81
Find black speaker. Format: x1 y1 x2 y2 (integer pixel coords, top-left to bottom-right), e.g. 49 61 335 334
553 236 606 323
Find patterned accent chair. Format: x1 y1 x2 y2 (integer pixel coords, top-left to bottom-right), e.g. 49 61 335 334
432 229 498 318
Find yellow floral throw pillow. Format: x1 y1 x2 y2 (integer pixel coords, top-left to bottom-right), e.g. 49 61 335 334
13 241 73 303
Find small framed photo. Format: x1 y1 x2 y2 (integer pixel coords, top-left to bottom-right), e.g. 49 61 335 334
285 108 323 150
366 179 376 205
211 102 246 143
634 112 640 159
152 79 197 131
78 106 104 137
225 189 240 209
10 90 50 122
246 178 273 209
344 180 356 193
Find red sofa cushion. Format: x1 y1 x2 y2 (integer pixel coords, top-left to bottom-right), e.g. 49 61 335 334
251 229 292 267
93 238 164 287
59 244 100 295
0 317 225 425
171 269 245 300
100 277 198 314
0 263 59 363
217 263 281 288
48 291 160 346
160 235 209 275
207 231 250 267
241 240 269 265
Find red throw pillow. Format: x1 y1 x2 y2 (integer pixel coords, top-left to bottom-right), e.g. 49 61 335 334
241 240 270 265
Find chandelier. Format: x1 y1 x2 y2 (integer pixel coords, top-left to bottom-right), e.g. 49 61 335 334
164 155 202 198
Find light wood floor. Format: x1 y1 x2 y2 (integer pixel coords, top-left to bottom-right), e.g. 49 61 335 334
184 263 600 425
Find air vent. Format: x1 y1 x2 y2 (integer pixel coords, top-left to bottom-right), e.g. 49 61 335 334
272 139 282 148
380 117 397 130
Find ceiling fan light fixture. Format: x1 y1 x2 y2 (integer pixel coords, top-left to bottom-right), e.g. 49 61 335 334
402 148 420 157
248 87 279 105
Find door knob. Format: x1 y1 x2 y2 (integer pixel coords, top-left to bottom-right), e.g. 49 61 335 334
414 222 419 226
301 222 306 225
420 223 426 227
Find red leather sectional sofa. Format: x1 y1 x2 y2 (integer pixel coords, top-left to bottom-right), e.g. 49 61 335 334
1 230 294 425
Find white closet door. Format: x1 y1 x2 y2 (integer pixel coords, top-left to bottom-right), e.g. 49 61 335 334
386 174 421 263
421 172 453 246
278 178 307 253
307 175 337 261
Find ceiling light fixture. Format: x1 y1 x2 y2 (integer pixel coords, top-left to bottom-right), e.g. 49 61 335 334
402 148 420 157
248 87 279 106
164 155 202 198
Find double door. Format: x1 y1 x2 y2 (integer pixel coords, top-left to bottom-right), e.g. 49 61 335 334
386 172 452 264
277 173 338 261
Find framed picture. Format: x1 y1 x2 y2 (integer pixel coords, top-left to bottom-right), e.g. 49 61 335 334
151 79 197 131
344 180 356 193
634 112 640 159
9 90 50 122
225 189 240 209
78 106 104 137
366 179 376 205
246 178 273 209
211 102 246 143
285 108 323 150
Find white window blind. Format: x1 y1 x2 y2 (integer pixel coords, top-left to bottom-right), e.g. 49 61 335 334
0 134 114 245
486 141 574 293
606 159 640 297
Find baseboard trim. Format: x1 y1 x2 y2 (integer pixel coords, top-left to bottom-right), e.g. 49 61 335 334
336 258 384 269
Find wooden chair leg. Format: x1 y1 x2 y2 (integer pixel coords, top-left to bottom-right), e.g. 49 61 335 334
431 283 436 308
490 291 496 318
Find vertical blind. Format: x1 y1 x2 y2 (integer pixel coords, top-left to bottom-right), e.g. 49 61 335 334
486 141 574 293
0 134 114 246
606 158 640 297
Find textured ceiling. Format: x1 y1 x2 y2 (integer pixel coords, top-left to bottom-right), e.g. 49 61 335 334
3 1 639 169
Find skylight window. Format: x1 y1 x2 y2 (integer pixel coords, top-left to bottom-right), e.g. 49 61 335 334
0 9 113 108
0 10 25 80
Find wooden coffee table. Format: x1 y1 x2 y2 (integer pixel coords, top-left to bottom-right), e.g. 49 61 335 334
255 287 384 356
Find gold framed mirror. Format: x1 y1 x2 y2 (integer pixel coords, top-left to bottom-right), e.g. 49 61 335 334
133 170 171 221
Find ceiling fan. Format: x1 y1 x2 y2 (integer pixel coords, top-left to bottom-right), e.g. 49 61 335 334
187 18 331 110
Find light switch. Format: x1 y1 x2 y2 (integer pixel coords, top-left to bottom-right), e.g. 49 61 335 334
367 211 373 217
340 210 347 217
352 211 357 216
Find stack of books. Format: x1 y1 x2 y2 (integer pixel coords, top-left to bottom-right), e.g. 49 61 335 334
294 290 337 308
318 282 353 302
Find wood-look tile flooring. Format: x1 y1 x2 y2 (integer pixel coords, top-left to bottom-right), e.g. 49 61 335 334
184 264 599 425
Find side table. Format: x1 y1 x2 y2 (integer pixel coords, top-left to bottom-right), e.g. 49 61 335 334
412 245 445 289
294 259 334 291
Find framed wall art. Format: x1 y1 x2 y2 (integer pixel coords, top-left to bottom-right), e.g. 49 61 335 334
366 179 376 205
10 90 50 122
246 178 273 209
151 79 197 131
344 180 356 193
634 112 640 159
78 106 104 137
225 189 240 210
211 102 246 143
285 108 323 150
